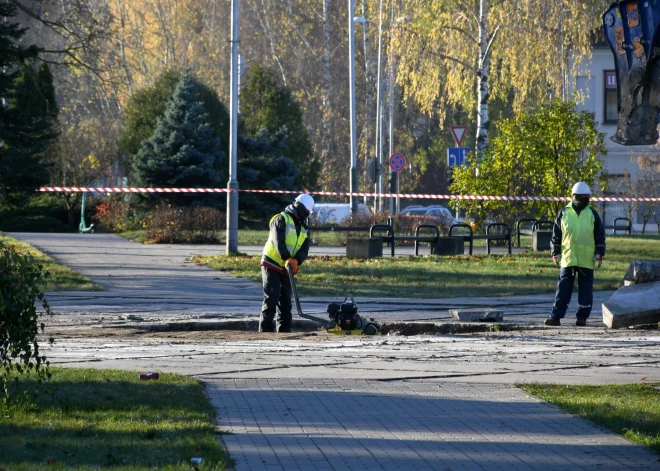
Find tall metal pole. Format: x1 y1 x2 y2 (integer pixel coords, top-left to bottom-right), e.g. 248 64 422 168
226 0 239 254
388 0 395 214
348 0 358 215
374 0 384 212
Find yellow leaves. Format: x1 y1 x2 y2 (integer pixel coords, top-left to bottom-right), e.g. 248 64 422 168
79 153 100 170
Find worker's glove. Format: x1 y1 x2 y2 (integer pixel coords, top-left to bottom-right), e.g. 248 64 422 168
592 254 603 268
552 255 559 265
285 258 299 274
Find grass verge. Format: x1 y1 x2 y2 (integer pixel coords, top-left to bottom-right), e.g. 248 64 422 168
519 383 660 453
0 234 101 291
1 368 230 470
118 229 346 246
192 235 660 298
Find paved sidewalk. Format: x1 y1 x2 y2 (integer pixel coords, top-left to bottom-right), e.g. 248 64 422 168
9 233 660 470
42 335 660 470
9 232 612 326
209 379 657 471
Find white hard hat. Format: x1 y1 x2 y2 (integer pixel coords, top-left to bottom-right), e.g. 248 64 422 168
571 182 591 195
294 194 315 213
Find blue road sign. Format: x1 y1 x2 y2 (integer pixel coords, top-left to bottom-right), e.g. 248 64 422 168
389 152 406 172
447 147 471 167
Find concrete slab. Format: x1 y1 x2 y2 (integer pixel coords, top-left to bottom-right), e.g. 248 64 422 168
602 281 660 328
450 308 504 322
622 259 660 286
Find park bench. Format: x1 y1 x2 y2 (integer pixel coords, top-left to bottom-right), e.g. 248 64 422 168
608 217 632 235
449 223 512 255
369 224 443 257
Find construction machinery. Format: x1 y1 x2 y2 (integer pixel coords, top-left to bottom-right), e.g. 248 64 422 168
287 264 380 335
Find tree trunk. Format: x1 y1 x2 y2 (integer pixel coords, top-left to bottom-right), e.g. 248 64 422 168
321 0 333 161
475 0 490 158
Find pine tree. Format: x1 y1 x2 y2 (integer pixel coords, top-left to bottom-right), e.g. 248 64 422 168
134 76 223 206
238 128 300 218
240 65 319 189
0 2 45 206
119 69 229 170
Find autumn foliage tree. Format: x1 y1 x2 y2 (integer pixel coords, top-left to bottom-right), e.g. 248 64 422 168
450 100 606 223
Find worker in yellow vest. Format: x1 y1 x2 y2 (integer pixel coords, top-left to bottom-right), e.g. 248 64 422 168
545 182 606 327
259 194 314 332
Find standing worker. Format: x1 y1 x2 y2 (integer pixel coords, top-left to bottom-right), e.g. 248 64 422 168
259 194 314 333
545 182 606 327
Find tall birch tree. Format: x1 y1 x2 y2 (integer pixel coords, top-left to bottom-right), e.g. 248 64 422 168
393 0 610 154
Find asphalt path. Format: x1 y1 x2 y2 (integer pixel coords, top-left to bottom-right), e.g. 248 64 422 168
9 232 612 326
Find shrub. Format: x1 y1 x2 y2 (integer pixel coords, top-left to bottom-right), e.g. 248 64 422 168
0 240 52 401
143 204 225 244
92 196 135 232
0 215 73 232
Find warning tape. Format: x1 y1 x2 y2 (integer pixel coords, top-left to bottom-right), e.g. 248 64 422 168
37 187 660 202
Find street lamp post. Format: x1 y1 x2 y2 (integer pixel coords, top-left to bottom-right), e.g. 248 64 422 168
348 0 358 215
374 0 384 213
226 0 239 254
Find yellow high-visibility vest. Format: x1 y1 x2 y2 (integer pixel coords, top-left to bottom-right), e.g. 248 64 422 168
560 204 596 269
262 212 308 267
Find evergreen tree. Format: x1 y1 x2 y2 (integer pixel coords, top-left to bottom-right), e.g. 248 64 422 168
238 128 300 219
240 65 320 189
134 76 223 206
119 69 229 172
0 2 43 206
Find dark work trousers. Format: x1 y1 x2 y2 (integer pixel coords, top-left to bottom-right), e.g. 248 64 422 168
550 266 594 320
259 266 293 333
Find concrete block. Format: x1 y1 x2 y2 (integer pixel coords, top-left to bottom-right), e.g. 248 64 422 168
433 237 464 255
532 230 551 251
622 260 660 286
602 281 660 328
346 238 383 258
449 308 504 322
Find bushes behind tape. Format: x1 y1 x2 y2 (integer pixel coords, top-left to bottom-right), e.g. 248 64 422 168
143 204 225 244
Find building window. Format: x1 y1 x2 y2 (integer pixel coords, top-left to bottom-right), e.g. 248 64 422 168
604 71 618 124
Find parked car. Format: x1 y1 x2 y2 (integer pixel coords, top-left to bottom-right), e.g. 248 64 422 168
400 205 455 226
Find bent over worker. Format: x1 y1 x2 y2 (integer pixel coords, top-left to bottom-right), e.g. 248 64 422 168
259 194 314 332
545 182 606 327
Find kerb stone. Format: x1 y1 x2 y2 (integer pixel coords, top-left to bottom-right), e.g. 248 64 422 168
450 308 503 322
602 281 660 328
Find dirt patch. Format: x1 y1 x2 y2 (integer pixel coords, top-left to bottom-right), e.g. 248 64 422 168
40 327 331 342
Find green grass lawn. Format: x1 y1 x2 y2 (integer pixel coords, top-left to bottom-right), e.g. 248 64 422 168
1 368 229 470
192 235 660 298
519 383 660 453
0 234 101 291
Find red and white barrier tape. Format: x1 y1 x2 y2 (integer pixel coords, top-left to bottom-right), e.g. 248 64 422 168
37 187 660 202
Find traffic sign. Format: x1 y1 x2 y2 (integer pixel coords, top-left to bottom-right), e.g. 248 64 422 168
367 157 382 182
447 147 471 167
389 152 406 173
450 125 468 146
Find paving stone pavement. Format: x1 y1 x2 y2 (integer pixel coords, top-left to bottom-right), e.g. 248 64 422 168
42 335 660 470
207 378 659 471
9 233 660 470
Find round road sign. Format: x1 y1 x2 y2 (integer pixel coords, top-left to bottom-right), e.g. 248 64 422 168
389 153 406 173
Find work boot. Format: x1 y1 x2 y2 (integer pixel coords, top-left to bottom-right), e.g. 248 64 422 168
544 317 561 326
575 318 587 327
